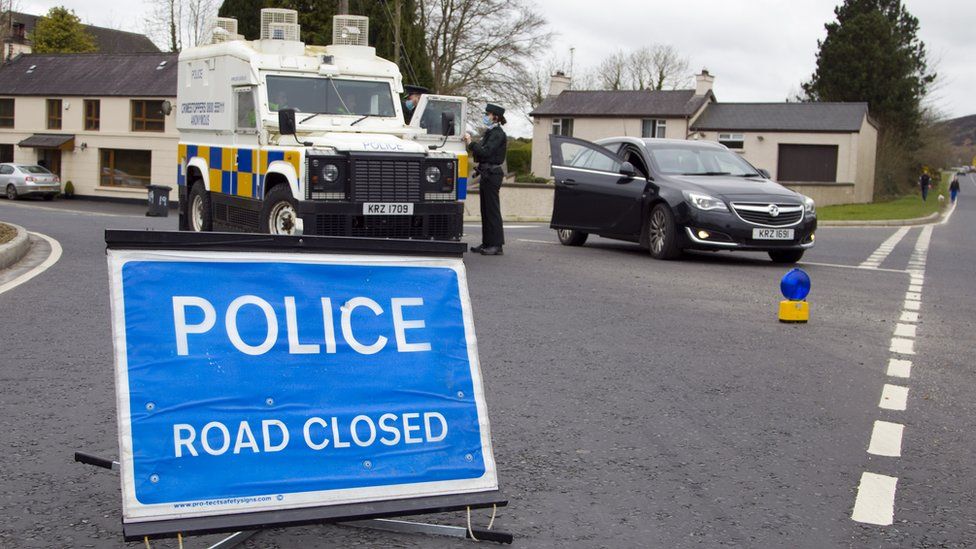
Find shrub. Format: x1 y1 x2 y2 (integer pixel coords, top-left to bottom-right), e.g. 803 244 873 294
63 180 74 198
506 148 531 176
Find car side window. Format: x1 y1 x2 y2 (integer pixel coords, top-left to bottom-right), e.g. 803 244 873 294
622 147 649 178
565 145 621 173
0 165 12 175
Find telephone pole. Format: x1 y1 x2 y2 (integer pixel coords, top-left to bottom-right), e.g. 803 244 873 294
338 0 349 15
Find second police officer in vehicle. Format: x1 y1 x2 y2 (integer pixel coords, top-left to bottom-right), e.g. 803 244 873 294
402 84 429 123
464 104 507 256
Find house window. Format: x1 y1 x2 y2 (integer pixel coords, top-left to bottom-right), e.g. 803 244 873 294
551 118 573 137
0 144 12 163
100 149 152 188
84 99 100 130
641 119 666 138
718 133 745 149
131 100 165 132
0 98 13 128
47 99 62 130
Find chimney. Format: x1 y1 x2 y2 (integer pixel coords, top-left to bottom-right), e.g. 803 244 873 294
695 69 714 96
548 71 571 97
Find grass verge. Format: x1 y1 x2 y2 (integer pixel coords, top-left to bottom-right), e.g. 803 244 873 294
0 222 15 245
817 171 950 221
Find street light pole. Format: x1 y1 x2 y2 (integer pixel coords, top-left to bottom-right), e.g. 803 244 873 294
338 0 349 15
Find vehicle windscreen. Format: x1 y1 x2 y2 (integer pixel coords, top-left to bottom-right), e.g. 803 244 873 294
647 144 759 176
20 165 51 174
266 76 396 117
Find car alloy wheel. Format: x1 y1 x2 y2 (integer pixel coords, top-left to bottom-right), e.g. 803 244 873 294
557 229 573 241
648 208 668 255
5 185 16 200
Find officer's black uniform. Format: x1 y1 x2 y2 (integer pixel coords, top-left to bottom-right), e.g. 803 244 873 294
469 104 507 254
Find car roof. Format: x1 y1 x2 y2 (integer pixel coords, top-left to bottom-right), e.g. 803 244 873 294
595 137 728 151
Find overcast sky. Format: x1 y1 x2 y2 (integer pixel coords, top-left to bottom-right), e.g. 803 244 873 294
18 0 975 130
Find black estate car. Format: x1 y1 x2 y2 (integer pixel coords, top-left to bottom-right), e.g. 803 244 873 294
549 136 817 263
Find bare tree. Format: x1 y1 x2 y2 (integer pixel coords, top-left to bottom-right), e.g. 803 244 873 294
144 0 218 52
594 50 628 90
417 0 552 106
646 44 691 90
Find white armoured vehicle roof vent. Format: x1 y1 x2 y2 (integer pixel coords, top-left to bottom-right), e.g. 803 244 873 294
261 8 301 41
332 15 368 47
211 17 242 43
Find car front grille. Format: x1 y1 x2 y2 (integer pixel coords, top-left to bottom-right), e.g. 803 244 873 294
730 202 803 227
350 158 421 202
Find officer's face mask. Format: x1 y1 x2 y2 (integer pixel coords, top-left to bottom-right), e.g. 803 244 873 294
482 114 492 126
405 99 415 111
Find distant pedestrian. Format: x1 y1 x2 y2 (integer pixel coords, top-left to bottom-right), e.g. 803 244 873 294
950 173 961 203
919 171 931 201
463 103 507 256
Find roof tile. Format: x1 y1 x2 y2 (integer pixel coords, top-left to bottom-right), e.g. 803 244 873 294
0 53 178 97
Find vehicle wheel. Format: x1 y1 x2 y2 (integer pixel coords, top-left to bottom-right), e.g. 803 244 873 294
261 185 299 235
188 182 213 232
5 185 17 200
556 228 588 246
647 203 682 260
768 249 805 264
43 194 55 201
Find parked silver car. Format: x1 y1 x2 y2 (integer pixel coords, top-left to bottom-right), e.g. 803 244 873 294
0 163 61 200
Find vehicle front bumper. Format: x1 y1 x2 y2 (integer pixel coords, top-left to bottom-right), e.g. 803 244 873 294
677 207 817 251
296 200 464 241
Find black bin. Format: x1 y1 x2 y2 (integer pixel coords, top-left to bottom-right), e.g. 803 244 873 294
146 185 172 217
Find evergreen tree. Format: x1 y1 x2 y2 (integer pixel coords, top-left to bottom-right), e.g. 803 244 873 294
30 6 97 53
217 0 432 88
802 0 935 141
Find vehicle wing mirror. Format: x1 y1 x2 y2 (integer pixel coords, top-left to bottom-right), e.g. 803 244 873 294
440 111 456 136
278 108 297 135
757 168 771 179
619 161 636 178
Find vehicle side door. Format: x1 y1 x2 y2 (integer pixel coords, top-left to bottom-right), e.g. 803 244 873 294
549 136 641 232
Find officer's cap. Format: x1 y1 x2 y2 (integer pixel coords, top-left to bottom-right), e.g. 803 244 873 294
485 103 505 116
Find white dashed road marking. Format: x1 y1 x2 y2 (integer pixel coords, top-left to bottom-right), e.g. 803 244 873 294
887 359 912 378
889 337 915 355
852 473 898 525
867 421 905 457
859 226 909 268
893 323 916 338
879 384 909 411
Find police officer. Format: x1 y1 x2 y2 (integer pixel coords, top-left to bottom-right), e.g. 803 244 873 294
463 104 507 255
402 85 429 123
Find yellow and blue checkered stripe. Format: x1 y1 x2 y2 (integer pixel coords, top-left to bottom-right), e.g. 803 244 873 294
457 152 468 199
178 143 302 199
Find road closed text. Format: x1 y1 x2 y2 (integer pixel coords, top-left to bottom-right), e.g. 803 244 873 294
172 295 432 356
173 412 449 458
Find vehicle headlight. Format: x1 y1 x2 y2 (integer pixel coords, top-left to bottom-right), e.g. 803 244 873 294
683 191 728 212
425 166 442 184
803 196 816 215
323 164 339 182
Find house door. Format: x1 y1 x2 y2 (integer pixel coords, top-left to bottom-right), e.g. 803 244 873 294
38 149 62 178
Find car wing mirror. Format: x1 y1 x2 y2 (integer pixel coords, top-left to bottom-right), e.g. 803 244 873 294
278 108 297 135
440 111 456 136
619 161 636 178
757 168 771 179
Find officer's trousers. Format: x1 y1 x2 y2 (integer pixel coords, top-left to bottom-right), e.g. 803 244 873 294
479 171 505 247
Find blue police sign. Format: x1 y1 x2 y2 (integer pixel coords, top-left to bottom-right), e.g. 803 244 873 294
107 250 497 523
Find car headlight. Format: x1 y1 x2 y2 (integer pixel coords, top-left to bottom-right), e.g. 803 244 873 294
803 196 816 215
425 166 442 184
683 191 728 212
323 164 339 182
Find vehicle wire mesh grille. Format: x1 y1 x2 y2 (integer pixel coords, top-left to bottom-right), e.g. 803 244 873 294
351 158 421 201
314 214 457 240
731 203 803 227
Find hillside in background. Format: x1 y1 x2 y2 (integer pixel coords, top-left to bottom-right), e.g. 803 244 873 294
943 114 976 146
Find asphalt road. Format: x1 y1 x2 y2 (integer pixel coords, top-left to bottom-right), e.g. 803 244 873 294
0 179 973 548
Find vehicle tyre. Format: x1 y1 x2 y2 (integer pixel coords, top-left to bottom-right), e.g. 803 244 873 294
43 194 55 201
556 228 588 246
647 203 682 260
261 184 300 235
5 184 17 200
188 182 213 232
768 249 805 264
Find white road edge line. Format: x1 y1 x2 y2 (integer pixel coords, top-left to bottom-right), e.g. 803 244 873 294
852 472 898 525
859 227 910 268
867 421 905 457
0 231 63 296
517 238 558 245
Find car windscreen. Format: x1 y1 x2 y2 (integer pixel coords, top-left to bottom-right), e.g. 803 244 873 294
266 76 396 117
20 165 51 174
647 145 759 176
